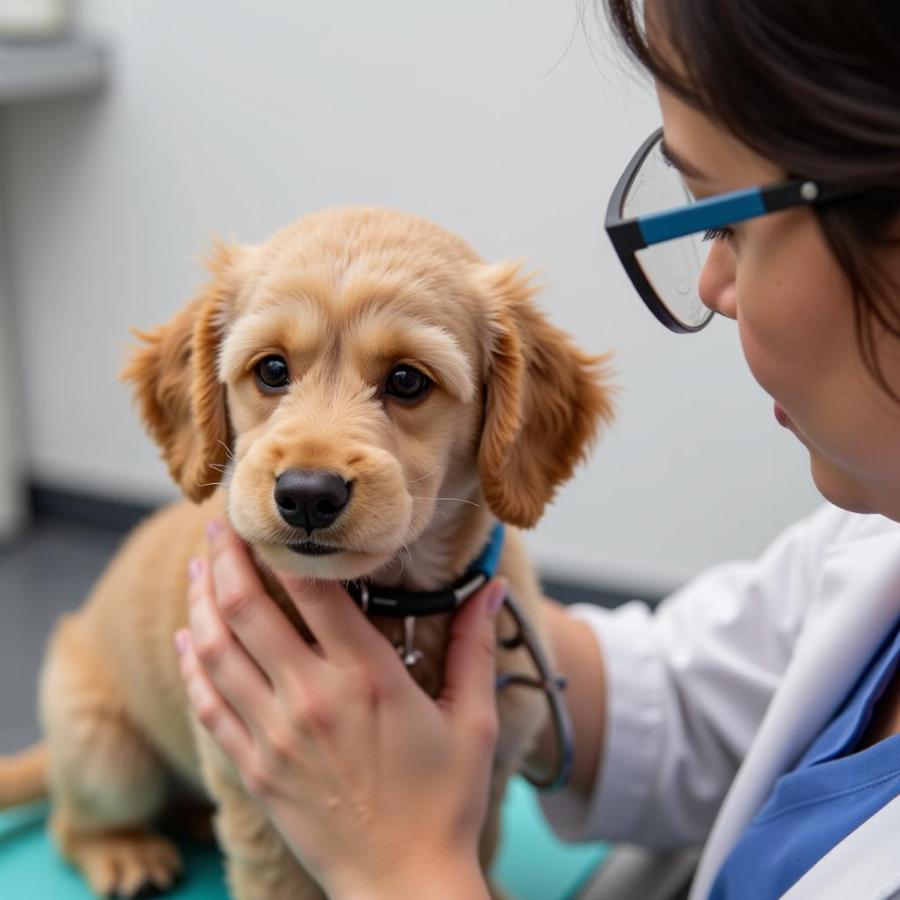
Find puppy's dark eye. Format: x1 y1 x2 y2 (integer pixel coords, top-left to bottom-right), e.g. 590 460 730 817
255 355 290 391
385 364 431 402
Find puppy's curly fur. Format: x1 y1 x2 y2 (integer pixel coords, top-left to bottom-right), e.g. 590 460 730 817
1 207 613 899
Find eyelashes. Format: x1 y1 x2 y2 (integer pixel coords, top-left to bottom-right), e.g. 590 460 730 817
703 227 734 243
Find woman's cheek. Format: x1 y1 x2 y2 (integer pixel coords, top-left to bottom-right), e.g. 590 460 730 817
733 258 786 400
736 315 778 400
734 232 814 403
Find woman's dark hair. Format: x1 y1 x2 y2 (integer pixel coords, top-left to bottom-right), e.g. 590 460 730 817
603 0 900 396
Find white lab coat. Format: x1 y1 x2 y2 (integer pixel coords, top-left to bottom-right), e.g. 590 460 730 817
541 504 900 899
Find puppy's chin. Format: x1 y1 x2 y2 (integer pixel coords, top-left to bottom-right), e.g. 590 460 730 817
254 542 395 582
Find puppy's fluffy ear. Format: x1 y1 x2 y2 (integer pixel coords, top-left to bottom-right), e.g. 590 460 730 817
474 262 615 528
122 242 243 502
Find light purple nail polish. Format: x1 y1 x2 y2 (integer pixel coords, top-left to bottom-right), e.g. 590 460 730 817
188 557 203 581
487 582 507 615
174 629 190 657
205 520 223 541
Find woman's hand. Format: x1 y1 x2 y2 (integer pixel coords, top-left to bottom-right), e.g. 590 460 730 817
175 521 505 899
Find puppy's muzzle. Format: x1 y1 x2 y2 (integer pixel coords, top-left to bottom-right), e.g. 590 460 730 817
274 469 352 531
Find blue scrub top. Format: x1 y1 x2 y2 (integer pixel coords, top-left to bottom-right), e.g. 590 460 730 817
710 617 900 899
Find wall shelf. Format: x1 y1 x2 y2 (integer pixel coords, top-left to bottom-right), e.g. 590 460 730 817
0 39 105 103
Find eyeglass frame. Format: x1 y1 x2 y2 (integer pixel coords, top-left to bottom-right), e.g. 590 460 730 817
605 127 861 333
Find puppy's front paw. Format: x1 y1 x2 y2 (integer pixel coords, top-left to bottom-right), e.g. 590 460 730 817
65 828 182 899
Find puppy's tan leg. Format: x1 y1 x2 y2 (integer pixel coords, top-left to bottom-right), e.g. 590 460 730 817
40 617 181 898
198 737 324 900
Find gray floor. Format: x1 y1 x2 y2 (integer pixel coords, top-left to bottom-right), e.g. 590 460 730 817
0 516 647 756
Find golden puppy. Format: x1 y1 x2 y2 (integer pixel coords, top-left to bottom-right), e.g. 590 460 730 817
1 207 612 898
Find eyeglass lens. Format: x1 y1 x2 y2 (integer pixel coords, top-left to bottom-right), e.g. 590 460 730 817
623 138 713 329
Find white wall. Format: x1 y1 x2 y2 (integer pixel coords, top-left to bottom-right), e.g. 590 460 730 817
1 1 821 594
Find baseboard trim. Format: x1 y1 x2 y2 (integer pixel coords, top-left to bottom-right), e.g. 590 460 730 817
29 482 158 534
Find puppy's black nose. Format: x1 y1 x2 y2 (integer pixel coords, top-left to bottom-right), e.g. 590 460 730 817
274 470 351 531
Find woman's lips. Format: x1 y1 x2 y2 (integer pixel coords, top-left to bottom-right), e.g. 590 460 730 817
774 401 790 428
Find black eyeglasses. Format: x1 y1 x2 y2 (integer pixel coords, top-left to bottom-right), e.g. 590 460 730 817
605 127 859 333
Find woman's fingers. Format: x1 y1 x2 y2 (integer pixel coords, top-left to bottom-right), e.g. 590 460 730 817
276 572 400 669
204 520 397 672
187 553 275 725
175 628 253 763
205 522 317 686
439 579 505 735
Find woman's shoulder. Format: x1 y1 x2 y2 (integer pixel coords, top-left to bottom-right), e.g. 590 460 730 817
804 503 900 547
792 504 900 623
736 504 900 613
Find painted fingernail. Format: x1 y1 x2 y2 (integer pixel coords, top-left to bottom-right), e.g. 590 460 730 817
486 581 507 616
174 629 191 657
206 520 223 542
187 557 203 581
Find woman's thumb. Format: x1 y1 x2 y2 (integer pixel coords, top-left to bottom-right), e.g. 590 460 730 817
440 578 506 716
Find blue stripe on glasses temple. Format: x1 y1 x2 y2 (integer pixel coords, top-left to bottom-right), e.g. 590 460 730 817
637 187 765 246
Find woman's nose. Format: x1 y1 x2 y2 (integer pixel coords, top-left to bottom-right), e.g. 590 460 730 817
698 240 737 320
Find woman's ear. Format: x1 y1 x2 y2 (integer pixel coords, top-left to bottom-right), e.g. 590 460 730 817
121 242 245 502
474 261 615 528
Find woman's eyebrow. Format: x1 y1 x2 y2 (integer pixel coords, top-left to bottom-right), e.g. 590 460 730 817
660 137 710 182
